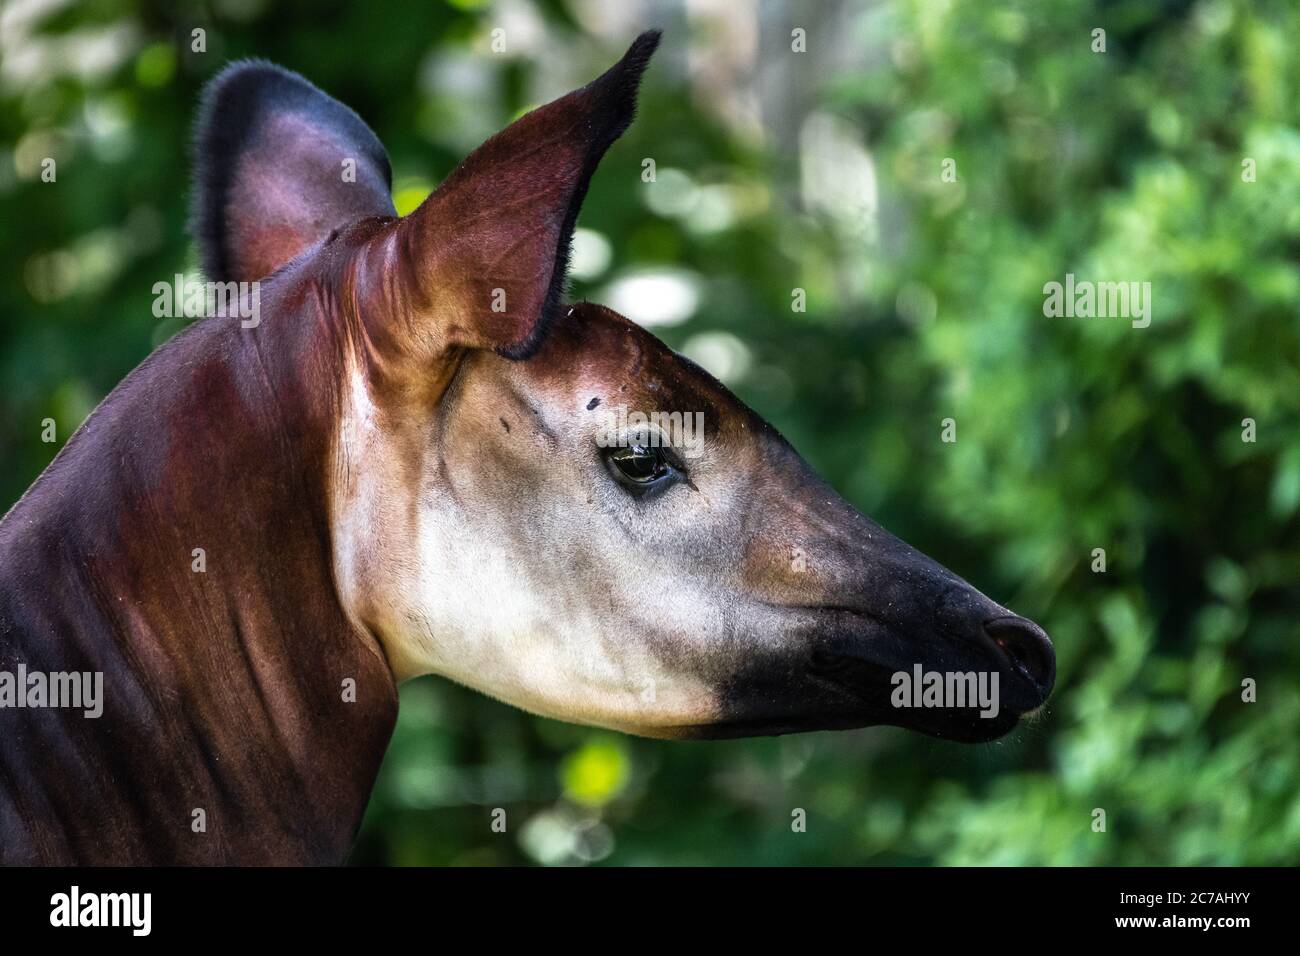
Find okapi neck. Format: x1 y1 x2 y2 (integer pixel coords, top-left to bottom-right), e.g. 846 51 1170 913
0 284 398 864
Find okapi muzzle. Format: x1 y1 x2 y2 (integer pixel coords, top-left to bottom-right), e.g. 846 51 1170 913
0 31 1053 864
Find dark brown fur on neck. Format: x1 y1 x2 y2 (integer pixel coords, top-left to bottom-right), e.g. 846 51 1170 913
0 250 397 864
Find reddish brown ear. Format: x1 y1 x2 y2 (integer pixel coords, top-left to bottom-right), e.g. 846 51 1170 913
397 30 660 358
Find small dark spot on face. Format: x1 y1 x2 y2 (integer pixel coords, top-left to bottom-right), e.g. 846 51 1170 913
586 397 601 410
499 417 510 434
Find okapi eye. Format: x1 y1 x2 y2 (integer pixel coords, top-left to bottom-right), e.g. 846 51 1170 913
604 443 683 494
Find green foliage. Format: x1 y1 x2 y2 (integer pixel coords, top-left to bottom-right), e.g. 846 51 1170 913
2 0 1296 865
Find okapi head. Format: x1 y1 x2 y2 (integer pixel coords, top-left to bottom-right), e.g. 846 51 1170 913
191 30 1053 744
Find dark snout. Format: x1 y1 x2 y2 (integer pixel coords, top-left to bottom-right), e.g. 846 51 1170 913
700 439 1056 744
804 547 1057 742
737 505 1055 743
705 577 1056 743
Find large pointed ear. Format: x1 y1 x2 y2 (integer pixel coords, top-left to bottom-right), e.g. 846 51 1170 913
396 30 660 359
190 61 396 283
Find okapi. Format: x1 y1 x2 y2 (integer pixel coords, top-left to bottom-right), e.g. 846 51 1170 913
0 31 1053 865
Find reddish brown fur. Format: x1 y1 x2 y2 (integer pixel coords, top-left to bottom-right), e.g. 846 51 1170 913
0 246 397 864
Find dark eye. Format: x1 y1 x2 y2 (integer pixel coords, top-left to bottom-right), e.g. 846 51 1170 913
604 442 684 494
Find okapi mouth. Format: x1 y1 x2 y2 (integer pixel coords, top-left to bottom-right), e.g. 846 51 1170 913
694 606 1055 744
822 609 1053 740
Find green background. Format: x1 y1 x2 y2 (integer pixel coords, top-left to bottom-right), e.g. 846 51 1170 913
2 0 1297 865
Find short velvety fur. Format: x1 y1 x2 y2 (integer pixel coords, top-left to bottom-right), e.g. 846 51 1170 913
0 233 398 863
0 32 1053 865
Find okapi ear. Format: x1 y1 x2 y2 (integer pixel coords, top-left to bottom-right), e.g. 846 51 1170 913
401 30 660 359
191 60 396 283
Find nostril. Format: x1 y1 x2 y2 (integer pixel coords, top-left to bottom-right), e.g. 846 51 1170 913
983 616 1056 694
